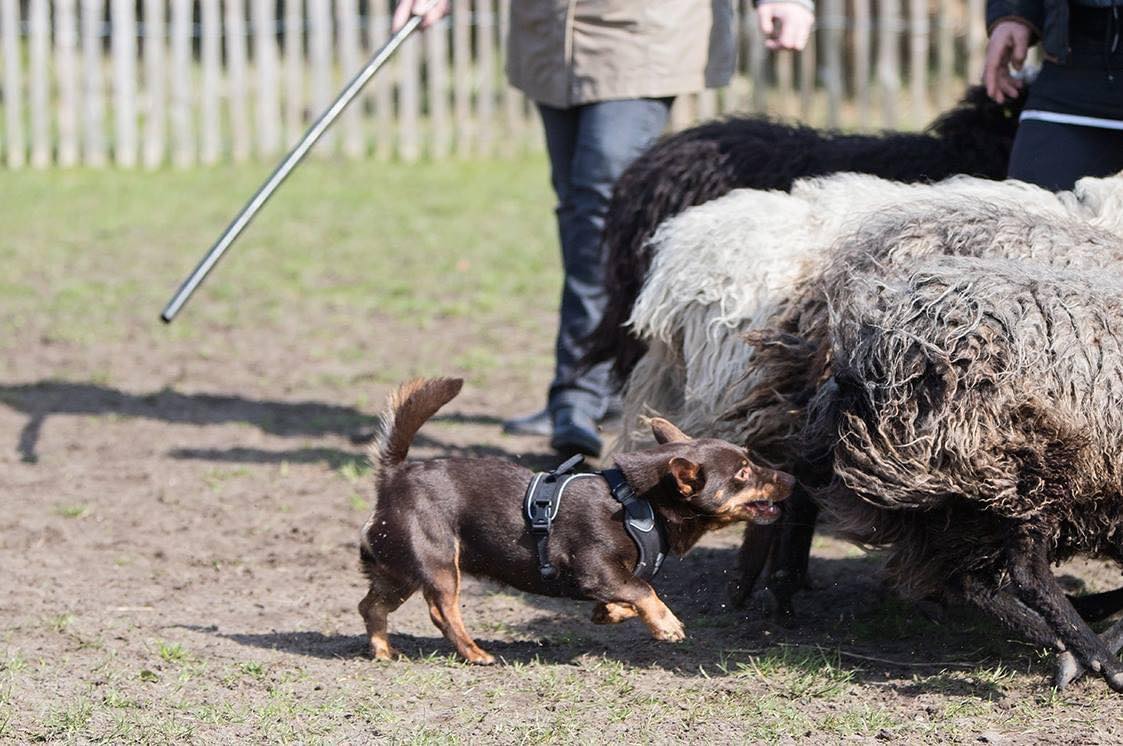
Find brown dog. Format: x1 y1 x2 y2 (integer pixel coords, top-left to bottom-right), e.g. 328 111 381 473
358 377 793 664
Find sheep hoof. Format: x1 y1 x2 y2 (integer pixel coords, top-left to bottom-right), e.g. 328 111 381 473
1106 671 1123 693
769 602 798 629
727 579 750 609
1054 652 1083 689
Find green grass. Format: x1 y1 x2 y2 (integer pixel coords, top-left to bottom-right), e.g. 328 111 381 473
54 504 89 519
0 157 557 353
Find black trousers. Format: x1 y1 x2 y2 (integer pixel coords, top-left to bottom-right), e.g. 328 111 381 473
1008 119 1123 192
1007 6 1123 191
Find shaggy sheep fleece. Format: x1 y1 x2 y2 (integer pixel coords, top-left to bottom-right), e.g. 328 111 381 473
617 171 1123 458
810 253 1123 599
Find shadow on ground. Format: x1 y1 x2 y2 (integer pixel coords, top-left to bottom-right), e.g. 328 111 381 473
0 380 553 468
182 547 1039 700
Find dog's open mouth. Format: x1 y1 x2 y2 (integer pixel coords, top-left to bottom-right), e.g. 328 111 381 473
744 500 782 525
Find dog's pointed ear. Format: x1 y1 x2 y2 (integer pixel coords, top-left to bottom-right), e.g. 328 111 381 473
668 457 704 497
651 418 692 444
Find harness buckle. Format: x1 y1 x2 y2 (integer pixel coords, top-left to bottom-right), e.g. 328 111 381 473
523 455 586 580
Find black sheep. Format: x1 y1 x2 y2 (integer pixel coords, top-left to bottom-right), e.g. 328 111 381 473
586 86 1025 384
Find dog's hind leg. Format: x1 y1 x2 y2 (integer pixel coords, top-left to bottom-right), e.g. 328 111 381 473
359 568 417 661
421 543 495 665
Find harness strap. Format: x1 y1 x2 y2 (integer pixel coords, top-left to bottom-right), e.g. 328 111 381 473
524 454 585 579
522 458 668 583
601 467 668 582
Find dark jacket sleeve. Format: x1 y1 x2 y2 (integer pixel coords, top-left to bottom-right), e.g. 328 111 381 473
986 0 1044 40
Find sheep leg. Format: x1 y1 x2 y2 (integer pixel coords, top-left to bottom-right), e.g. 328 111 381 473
1069 587 1123 622
766 487 819 623
1008 535 1123 692
961 575 1091 689
1055 610 1123 689
730 520 779 609
961 575 1066 652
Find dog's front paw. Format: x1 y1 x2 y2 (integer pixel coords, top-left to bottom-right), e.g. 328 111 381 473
651 615 686 642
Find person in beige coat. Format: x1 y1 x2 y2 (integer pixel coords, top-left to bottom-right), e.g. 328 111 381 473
395 0 815 456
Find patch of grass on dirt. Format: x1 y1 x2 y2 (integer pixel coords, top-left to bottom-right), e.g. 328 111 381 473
723 646 857 701
46 613 74 633
157 641 192 665
34 698 93 742
54 504 89 519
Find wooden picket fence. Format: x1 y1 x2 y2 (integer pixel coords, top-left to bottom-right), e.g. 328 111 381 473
0 0 989 169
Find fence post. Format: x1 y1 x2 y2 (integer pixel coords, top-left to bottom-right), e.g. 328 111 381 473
336 0 364 158
909 0 930 126
937 0 955 109
776 51 795 118
143 0 167 169
283 0 305 147
112 0 139 167
878 0 901 128
798 36 815 121
0 0 23 168
201 0 222 163
398 18 421 160
497 0 520 154
822 0 843 128
368 0 394 161
452 0 471 157
428 17 452 159
967 0 985 83
170 0 195 167
226 0 252 162
81 0 106 166
475 0 495 157
746 5 766 113
254 0 283 156
853 0 871 128
308 0 333 156
29 0 51 168
56 0 81 167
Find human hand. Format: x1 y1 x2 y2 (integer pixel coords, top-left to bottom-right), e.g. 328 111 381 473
757 2 815 52
391 0 449 33
984 20 1032 103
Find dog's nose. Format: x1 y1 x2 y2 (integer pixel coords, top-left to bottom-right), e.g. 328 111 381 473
766 469 796 501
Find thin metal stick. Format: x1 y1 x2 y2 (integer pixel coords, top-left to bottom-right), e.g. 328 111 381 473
160 11 425 323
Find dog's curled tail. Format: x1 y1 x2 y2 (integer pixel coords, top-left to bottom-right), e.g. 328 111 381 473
369 377 464 483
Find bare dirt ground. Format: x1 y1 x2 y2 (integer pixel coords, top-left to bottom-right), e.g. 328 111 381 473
3 162 1123 744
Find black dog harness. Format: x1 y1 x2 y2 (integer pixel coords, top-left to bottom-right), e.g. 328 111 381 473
523 455 668 582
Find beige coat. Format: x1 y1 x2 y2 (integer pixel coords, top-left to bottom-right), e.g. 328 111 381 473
506 0 736 109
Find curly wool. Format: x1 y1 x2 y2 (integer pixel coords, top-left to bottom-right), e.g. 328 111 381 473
811 254 1123 598
617 172 1123 457
587 86 1025 383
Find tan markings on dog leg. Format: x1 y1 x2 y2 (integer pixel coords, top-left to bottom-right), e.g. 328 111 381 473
424 563 496 665
358 573 416 661
591 602 638 625
633 587 686 642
